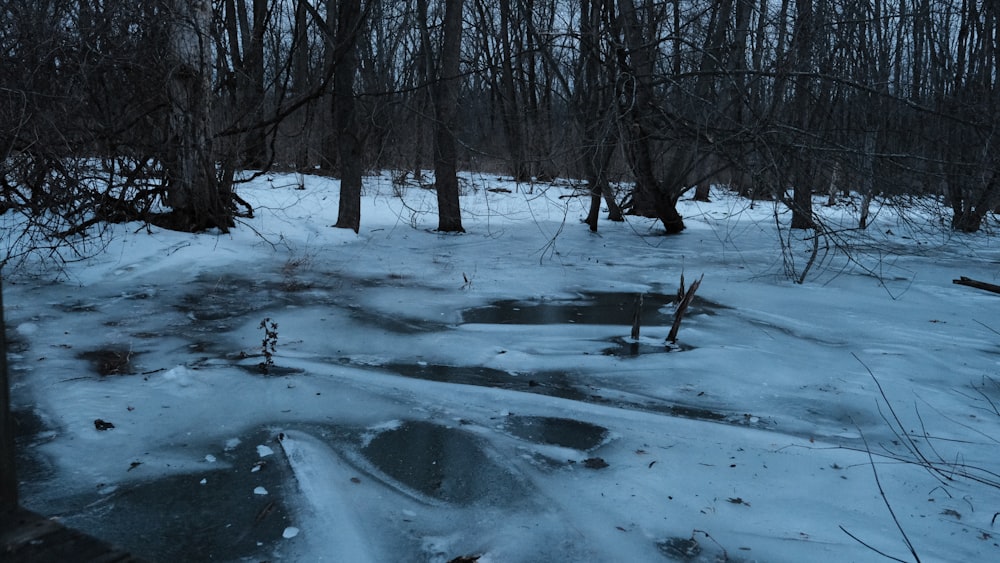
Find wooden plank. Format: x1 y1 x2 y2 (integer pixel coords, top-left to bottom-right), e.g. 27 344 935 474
1 508 145 563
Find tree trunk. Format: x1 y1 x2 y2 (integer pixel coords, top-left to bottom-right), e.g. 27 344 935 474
221 0 267 170
240 0 268 169
578 0 621 231
164 0 234 232
433 0 465 233
789 0 815 230
0 275 16 509
618 0 684 234
291 0 312 170
498 0 529 182
333 0 363 233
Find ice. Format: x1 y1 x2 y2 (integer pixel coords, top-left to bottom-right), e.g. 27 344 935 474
15 322 38 336
6 172 1000 562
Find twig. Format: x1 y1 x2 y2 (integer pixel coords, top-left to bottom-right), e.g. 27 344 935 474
839 526 910 563
972 319 1000 337
854 353 954 486
855 422 922 562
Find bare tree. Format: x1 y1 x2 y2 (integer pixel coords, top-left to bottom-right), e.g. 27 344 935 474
333 0 365 233
618 0 685 233
163 0 235 231
432 0 465 232
576 0 623 231
218 0 270 170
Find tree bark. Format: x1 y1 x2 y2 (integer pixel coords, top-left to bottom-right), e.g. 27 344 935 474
291 0 312 170
618 0 685 233
230 0 268 169
578 0 622 231
789 0 815 230
333 0 364 233
498 0 529 182
164 0 234 232
433 0 465 233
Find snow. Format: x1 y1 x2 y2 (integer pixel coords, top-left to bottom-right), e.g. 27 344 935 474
5 171 1000 562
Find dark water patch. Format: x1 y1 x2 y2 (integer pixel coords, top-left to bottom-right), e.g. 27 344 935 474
586 393 728 422
601 336 695 356
54 300 99 313
12 408 50 441
53 427 294 563
176 274 269 324
349 309 450 334
4 332 30 354
13 409 58 486
360 420 527 505
377 361 768 429
381 361 591 401
667 404 728 422
235 362 305 377
131 331 166 339
175 273 446 335
78 347 139 376
584 391 767 427
504 416 608 451
462 292 726 326
121 287 156 300
462 292 674 325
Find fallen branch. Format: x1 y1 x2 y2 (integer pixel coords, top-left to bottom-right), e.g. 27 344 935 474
952 277 1000 295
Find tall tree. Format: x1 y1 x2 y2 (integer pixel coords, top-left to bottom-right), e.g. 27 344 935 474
433 0 465 232
164 0 235 232
497 0 530 181
333 0 364 233
788 0 816 230
219 0 270 170
576 0 623 231
618 0 685 233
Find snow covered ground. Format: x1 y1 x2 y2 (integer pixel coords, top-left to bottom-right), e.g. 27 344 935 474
4 172 1000 562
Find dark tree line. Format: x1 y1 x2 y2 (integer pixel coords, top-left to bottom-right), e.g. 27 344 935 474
1 0 998 249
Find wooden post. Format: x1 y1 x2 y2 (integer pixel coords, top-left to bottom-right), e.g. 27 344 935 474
1 273 17 509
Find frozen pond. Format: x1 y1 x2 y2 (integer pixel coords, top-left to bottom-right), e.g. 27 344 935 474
6 173 1000 561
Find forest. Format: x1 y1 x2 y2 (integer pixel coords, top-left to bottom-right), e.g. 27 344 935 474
3 3 1000 561
1 0 998 261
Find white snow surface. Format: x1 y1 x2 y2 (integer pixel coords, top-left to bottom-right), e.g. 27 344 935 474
4 171 1000 562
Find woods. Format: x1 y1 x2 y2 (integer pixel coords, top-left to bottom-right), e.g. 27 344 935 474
1 0 998 246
